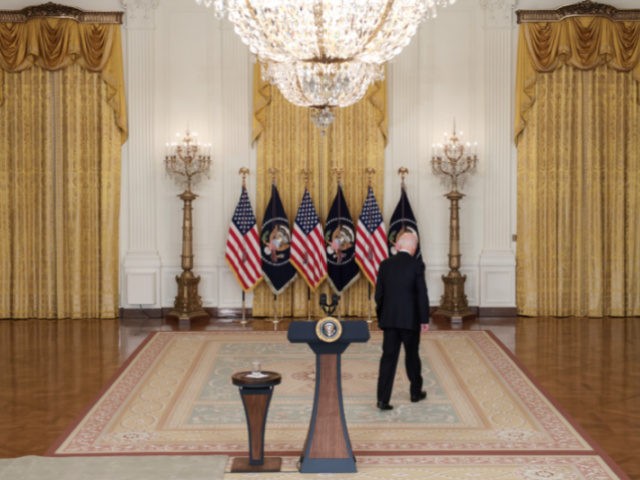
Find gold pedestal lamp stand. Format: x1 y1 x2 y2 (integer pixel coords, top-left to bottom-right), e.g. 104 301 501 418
165 130 211 325
431 123 478 324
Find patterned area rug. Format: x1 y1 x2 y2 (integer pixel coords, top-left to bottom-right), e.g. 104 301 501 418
225 455 626 480
50 330 626 478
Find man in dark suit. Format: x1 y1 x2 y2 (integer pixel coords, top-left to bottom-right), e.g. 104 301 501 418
375 231 430 410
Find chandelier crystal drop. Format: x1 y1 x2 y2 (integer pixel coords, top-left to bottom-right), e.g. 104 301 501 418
195 0 455 64
261 61 384 108
195 0 456 125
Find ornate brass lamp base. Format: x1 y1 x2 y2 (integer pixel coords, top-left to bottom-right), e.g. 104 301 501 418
430 124 479 326
164 131 212 328
434 273 475 323
168 270 208 321
166 188 209 327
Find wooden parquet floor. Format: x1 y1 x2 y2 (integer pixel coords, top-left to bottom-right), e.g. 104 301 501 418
0 316 638 479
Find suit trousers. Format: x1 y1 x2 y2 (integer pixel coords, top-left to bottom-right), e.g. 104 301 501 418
377 328 423 404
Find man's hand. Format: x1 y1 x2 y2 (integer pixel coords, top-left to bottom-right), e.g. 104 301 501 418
421 323 430 333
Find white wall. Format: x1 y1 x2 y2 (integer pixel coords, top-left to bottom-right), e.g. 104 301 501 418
386 0 492 308
121 0 515 311
119 0 258 311
8 0 637 312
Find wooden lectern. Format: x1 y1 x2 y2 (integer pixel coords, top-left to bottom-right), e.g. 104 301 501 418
230 371 282 472
287 319 370 473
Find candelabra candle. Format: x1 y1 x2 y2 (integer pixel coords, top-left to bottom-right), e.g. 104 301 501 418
431 127 477 193
165 130 212 191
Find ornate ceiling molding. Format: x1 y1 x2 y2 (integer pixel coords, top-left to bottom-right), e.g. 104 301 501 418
479 0 517 28
120 0 160 21
517 0 640 23
0 2 123 24
479 0 515 12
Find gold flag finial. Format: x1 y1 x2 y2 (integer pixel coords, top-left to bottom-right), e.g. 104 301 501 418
365 167 376 187
331 167 344 186
300 168 312 188
238 167 249 188
398 167 409 187
268 167 279 185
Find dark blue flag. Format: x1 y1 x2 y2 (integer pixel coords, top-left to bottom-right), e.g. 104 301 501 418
260 184 297 294
388 187 421 258
325 185 359 294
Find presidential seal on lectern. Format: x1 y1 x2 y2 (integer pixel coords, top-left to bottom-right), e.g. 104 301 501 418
315 317 342 343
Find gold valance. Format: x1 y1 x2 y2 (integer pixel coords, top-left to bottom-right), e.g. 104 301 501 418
515 3 640 144
0 5 126 142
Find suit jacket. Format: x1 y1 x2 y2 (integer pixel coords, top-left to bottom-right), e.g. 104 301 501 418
375 251 429 331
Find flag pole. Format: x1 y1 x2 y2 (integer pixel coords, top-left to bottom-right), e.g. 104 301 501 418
272 293 279 330
367 283 373 325
241 291 247 326
307 287 312 321
330 166 345 324
240 167 249 328
365 168 376 326
398 167 409 243
398 166 408 199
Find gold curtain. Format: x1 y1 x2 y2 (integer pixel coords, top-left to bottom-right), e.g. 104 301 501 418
515 14 640 317
0 14 125 319
252 64 387 318
0 17 127 141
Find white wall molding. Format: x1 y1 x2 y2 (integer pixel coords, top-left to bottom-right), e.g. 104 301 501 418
120 0 162 307
120 0 159 26
479 250 516 307
478 0 517 307
153 0 256 310
479 0 515 28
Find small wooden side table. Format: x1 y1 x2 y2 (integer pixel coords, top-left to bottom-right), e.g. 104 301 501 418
230 371 282 473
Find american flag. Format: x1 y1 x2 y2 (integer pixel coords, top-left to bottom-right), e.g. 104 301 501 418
355 186 388 286
225 186 262 291
290 189 327 290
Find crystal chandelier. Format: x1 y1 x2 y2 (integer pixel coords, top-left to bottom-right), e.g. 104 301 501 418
195 0 455 128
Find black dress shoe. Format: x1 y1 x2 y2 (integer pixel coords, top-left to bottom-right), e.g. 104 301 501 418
376 401 393 410
411 391 427 403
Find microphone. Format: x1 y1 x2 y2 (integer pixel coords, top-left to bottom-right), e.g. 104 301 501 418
319 293 339 315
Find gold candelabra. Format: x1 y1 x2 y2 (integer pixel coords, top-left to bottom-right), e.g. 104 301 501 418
165 129 212 322
431 122 478 323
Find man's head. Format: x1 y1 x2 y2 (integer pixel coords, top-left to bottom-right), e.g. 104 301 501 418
395 231 418 256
